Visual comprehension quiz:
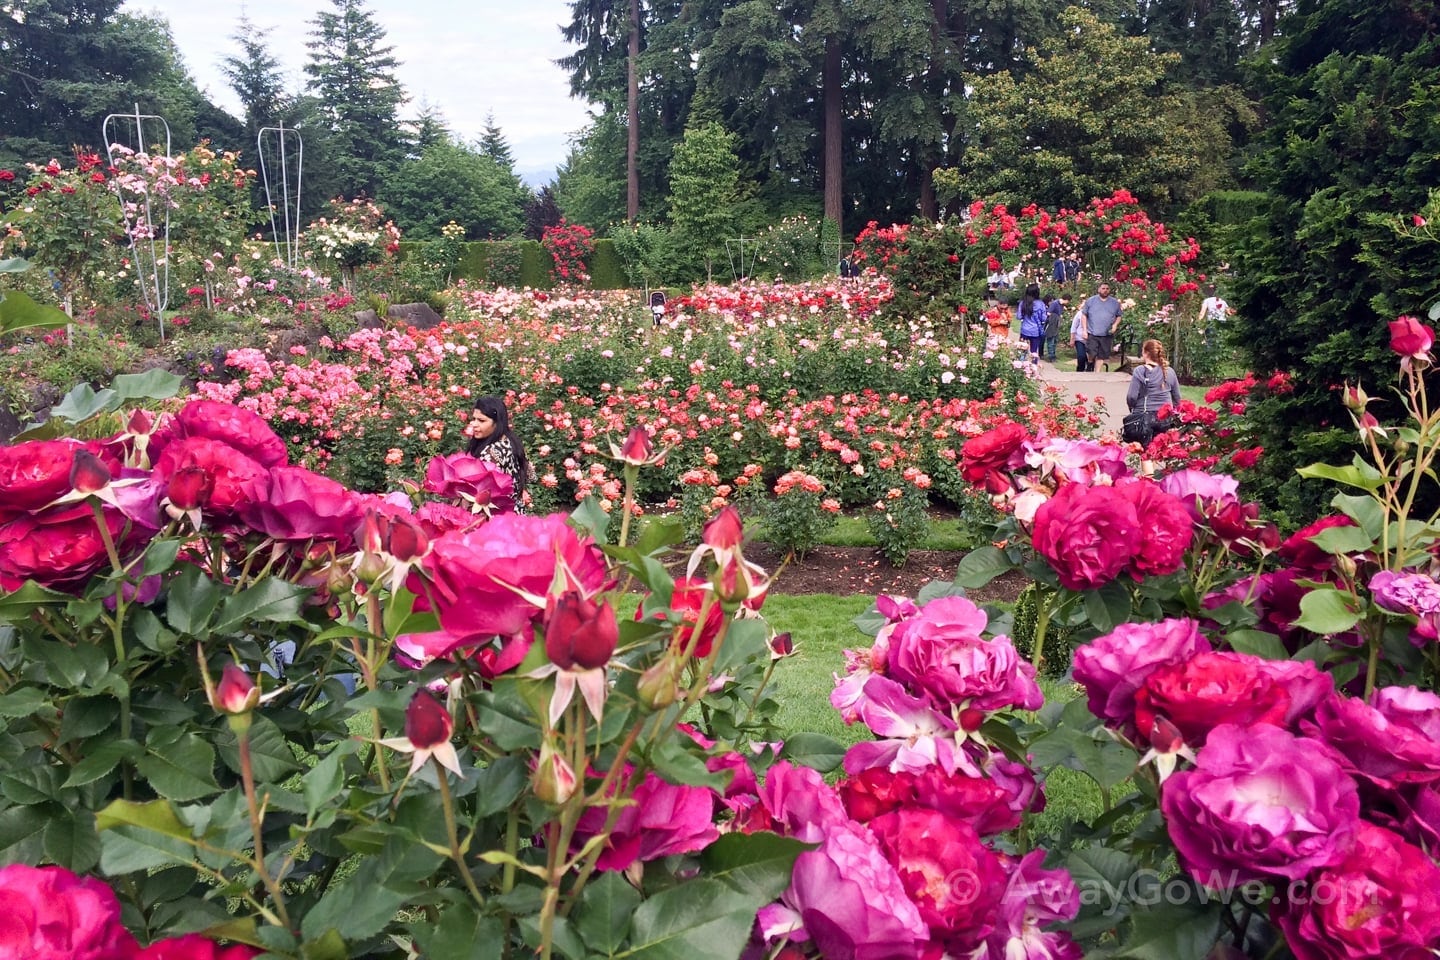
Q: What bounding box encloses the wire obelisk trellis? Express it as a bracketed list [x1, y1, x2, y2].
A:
[103, 105, 172, 340]
[258, 124, 304, 269]
[724, 236, 757, 283]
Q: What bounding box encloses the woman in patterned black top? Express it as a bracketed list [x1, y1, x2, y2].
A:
[466, 395, 532, 503]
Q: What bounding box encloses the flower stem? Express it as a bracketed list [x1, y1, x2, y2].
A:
[436, 765, 485, 906]
[237, 718, 292, 930]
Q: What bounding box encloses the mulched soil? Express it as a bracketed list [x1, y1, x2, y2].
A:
[742, 542, 1029, 603]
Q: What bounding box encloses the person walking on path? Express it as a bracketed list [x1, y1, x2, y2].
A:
[1081, 282, 1123, 372]
[1044, 294, 1065, 362]
[1069, 300, 1089, 372]
[1017, 284, 1047, 363]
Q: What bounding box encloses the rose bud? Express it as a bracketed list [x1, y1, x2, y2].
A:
[768, 631, 795, 659]
[127, 408, 156, 435]
[703, 506, 744, 551]
[1148, 715, 1186, 754]
[213, 664, 259, 715]
[636, 659, 679, 710]
[69, 449, 113, 495]
[405, 690, 453, 750]
[386, 515, 429, 562]
[532, 740, 577, 805]
[544, 591, 618, 671]
[167, 465, 214, 511]
[617, 425, 654, 466]
[959, 707, 986, 733]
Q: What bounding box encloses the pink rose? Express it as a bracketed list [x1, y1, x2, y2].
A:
[413, 501, 482, 538]
[239, 465, 363, 545]
[744, 761, 851, 843]
[1302, 691, 1440, 791]
[871, 808, 1007, 950]
[133, 935, 261, 960]
[1115, 479, 1194, 578]
[1072, 619, 1212, 733]
[886, 596, 1042, 712]
[573, 767, 719, 872]
[422, 452, 515, 511]
[1273, 822, 1440, 960]
[1162, 724, 1359, 883]
[840, 767, 1024, 835]
[0, 863, 139, 960]
[982, 850, 1081, 960]
[1031, 483, 1139, 591]
[1159, 469, 1239, 519]
[1372, 685, 1440, 740]
[152, 399, 288, 467]
[1388, 315, 1435, 360]
[417, 512, 609, 642]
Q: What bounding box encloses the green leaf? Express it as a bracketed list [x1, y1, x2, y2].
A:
[49, 382, 119, 423]
[0, 289, 70, 335]
[300, 929, 350, 960]
[136, 732, 220, 801]
[212, 578, 310, 634]
[1084, 580, 1133, 634]
[60, 695, 120, 742]
[712, 617, 767, 673]
[1118, 892, 1227, 960]
[1293, 586, 1362, 636]
[411, 906, 503, 960]
[852, 606, 887, 637]
[217, 715, 300, 783]
[63, 739, 139, 788]
[96, 799, 198, 874]
[699, 832, 808, 901]
[779, 732, 845, 773]
[21, 634, 109, 689]
[1224, 629, 1289, 661]
[953, 545, 1012, 589]
[620, 879, 762, 960]
[917, 579, 965, 603]
[131, 607, 178, 654]
[166, 565, 223, 635]
[1296, 460, 1385, 492]
[0, 687, 48, 718]
[0, 256, 32, 273]
[0, 581, 72, 622]
[570, 496, 610, 542]
[474, 754, 529, 818]
[111, 369, 184, 403]
[300, 858, 414, 943]
[0, 804, 50, 859]
[43, 808, 101, 872]
[304, 745, 351, 819]
[141, 539, 183, 576]
[1331, 494, 1384, 539]
[1067, 846, 1141, 919]
[576, 871, 641, 955]
[1307, 524, 1375, 555]
[651, 738, 728, 789]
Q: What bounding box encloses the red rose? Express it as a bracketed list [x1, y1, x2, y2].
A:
[960, 423, 1028, 494]
[1388, 315, 1435, 360]
[1031, 483, 1139, 591]
[1116, 480, 1194, 578]
[0, 439, 91, 521]
[135, 934, 261, 960]
[0, 503, 130, 593]
[1133, 651, 1292, 746]
[153, 437, 270, 520]
[1279, 514, 1355, 573]
[239, 465, 363, 546]
[544, 590, 619, 669]
[839, 767, 918, 822]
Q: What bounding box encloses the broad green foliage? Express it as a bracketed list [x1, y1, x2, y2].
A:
[669, 121, 742, 280]
[384, 140, 527, 240]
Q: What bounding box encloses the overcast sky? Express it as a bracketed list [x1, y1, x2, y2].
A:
[121, 0, 596, 184]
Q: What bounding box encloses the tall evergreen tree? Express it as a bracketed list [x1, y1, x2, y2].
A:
[479, 112, 516, 168]
[302, 0, 407, 198]
[221, 15, 289, 138]
[411, 101, 450, 154]
[1230, 0, 1440, 521]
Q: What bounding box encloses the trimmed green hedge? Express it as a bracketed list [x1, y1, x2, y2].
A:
[396, 239, 632, 290]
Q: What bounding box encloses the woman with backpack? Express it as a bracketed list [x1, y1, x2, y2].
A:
[1017, 283, 1048, 363]
[1124, 339, 1182, 452]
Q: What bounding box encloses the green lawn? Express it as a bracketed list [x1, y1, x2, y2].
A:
[744, 512, 981, 552]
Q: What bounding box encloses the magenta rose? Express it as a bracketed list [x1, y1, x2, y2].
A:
[134, 935, 261, 960]
[760, 824, 929, 960]
[1388, 315, 1435, 360]
[1273, 822, 1440, 960]
[1115, 479, 1194, 578]
[1162, 723, 1359, 884]
[1134, 651, 1323, 747]
[573, 768, 719, 872]
[886, 596, 1042, 712]
[1301, 691, 1440, 791]
[1369, 570, 1440, 617]
[871, 807, 1007, 950]
[0, 503, 132, 593]
[982, 850, 1081, 960]
[153, 436, 270, 520]
[0, 863, 139, 960]
[1031, 483, 1139, 591]
[422, 452, 515, 511]
[417, 512, 609, 642]
[1072, 618, 1212, 734]
[1373, 685, 1440, 740]
[239, 465, 363, 546]
[749, 761, 852, 843]
[414, 501, 482, 538]
[1159, 468, 1239, 519]
[158, 399, 288, 467]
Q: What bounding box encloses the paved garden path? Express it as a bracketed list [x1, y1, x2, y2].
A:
[1035, 360, 1134, 434]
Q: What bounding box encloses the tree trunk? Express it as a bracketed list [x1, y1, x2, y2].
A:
[822, 36, 843, 241]
[626, 0, 640, 222]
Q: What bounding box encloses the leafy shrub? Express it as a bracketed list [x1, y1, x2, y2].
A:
[760, 471, 838, 559]
[865, 482, 931, 567]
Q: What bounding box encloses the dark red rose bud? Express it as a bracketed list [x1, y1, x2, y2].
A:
[768, 631, 794, 658]
[386, 515, 429, 562]
[405, 690, 453, 750]
[1147, 715, 1186, 753]
[545, 590, 619, 670]
[959, 707, 987, 733]
[69, 449, 112, 494]
[127, 408, 155, 435]
[703, 506, 744, 551]
[167, 465, 213, 511]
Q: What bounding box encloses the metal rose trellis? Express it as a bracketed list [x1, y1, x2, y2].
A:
[257, 124, 304, 269]
[103, 105, 173, 339]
